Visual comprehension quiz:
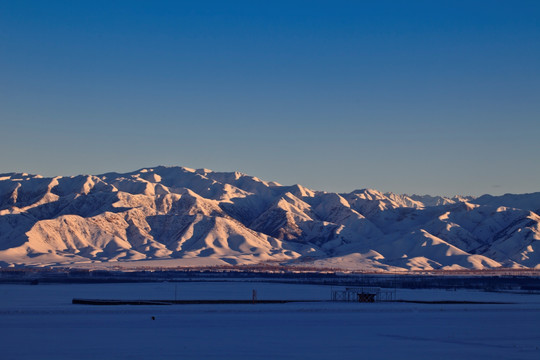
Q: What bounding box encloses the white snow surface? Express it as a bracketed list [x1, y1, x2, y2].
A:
[1, 166, 539, 270]
[0, 281, 539, 360]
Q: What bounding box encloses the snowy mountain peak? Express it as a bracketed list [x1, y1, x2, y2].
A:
[0, 166, 539, 271]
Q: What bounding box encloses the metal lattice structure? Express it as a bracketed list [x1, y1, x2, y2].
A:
[331, 287, 396, 302]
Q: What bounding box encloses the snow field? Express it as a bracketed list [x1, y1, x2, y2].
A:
[0, 281, 539, 359]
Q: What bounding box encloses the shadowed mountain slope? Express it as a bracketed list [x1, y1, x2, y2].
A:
[0, 167, 538, 270]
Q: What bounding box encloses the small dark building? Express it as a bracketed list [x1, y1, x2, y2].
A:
[357, 292, 376, 303]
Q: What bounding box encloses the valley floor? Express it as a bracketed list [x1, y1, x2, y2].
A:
[0, 281, 539, 359]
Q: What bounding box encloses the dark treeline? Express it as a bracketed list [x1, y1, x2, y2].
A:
[0, 267, 539, 291]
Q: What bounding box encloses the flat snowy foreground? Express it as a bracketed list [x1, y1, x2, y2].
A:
[1, 282, 539, 359]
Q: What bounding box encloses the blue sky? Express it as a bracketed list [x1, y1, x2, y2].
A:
[1, 1, 539, 196]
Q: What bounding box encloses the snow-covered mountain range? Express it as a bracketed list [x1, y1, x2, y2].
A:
[0, 166, 539, 270]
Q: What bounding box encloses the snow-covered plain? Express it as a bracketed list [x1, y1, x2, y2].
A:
[1, 281, 539, 359]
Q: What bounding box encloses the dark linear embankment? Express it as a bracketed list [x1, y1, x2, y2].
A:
[72, 299, 323, 305]
[72, 299, 514, 305]
[395, 300, 513, 304]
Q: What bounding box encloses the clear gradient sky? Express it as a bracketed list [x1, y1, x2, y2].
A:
[1, 1, 539, 196]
